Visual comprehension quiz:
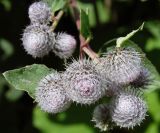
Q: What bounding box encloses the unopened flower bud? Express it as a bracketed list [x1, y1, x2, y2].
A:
[28, 1, 51, 24]
[35, 72, 71, 113]
[52, 32, 76, 59]
[64, 59, 106, 104]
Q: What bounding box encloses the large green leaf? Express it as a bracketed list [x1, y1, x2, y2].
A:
[80, 9, 92, 39]
[3, 64, 54, 99]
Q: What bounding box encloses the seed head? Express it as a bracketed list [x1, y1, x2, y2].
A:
[35, 72, 71, 113]
[52, 32, 76, 59]
[63, 59, 106, 104]
[130, 67, 152, 89]
[92, 104, 113, 131]
[28, 1, 51, 24]
[22, 23, 55, 58]
[110, 88, 147, 128]
[99, 47, 143, 85]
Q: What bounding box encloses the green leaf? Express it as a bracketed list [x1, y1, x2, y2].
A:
[80, 9, 92, 39]
[33, 107, 94, 133]
[0, 38, 14, 60]
[145, 38, 160, 52]
[77, 1, 96, 27]
[96, 0, 110, 24]
[3, 64, 54, 99]
[44, 0, 68, 13]
[145, 21, 160, 38]
[0, 0, 12, 11]
[145, 123, 159, 133]
[145, 91, 160, 123]
[116, 23, 144, 47]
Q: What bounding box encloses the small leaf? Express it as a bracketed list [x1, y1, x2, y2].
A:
[116, 23, 144, 47]
[80, 9, 92, 39]
[33, 107, 94, 133]
[44, 0, 68, 13]
[3, 64, 54, 99]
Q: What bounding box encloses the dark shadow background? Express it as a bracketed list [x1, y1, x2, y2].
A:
[0, 0, 160, 133]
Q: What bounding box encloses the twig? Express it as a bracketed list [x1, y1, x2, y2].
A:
[50, 10, 64, 32]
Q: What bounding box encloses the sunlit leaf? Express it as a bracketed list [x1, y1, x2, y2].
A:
[145, 91, 160, 123]
[33, 107, 94, 133]
[43, 0, 68, 13]
[145, 123, 159, 133]
[3, 64, 54, 99]
[145, 38, 160, 52]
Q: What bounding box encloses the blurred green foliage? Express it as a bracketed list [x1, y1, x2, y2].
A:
[0, 0, 11, 11]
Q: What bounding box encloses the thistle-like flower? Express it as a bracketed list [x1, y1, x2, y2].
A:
[63, 59, 107, 104]
[98, 47, 143, 85]
[130, 67, 152, 89]
[28, 1, 51, 24]
[110, 88, 147, 128]
[22, 23, 55, 58]
[35, 72, 71, 113]
[92, 104, 113, 131]
[52, 32, 77, 59]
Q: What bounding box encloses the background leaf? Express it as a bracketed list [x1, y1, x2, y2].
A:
[3, 64, 54, 99]
[0, 0, 12, 11]
[0, 38, 14, 61]
[145, 123, 159, 133]
[43, 0, 68, 13]
[33, 107, 94, 133]
[80, 9, 92, 39]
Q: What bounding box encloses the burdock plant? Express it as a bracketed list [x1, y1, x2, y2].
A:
[2, 0, 160, 132]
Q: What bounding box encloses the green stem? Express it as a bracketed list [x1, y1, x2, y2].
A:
[50, 10, 64, 32]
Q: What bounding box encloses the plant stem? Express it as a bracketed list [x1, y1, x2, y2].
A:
[69, 0, 99, 63]
[50, 10, 64, 32]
